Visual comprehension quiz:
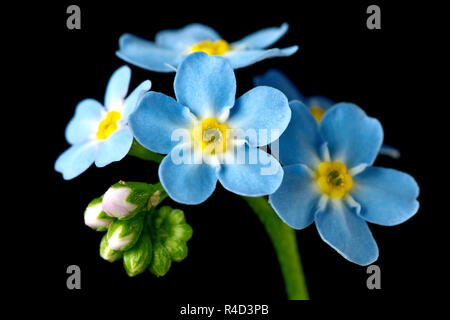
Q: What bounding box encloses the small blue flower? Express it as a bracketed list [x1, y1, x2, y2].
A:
[269, 101, 419, 265]
[254, 68, 401, 159]
[55, 66, 151, 180]
[129, 52, 291, 204]
[116, 23, 298, 73]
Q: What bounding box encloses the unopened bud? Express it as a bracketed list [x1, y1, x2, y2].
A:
[123, 231, 153, 277]
[84, 197, 115, 231]
[106, 213, 145, 251]
[100, 234, 122, 262]
[102, 182, 153, 220]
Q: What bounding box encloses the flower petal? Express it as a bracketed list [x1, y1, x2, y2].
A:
[174, 52, 236, 119]
[316, 200, 379, 266]
[276, 101, 323, 168]
[305, 95, 334, 110]
[155, 24, 221, 51]
[253, 69, 304, 101]
[116, 33, 182, 73]
[54, 141, 99, 180]
[217, 145, 283, 197]
[225, 46, 298, 69]
[95, 127, 134, 167]
[351, 167, 419, 226]
[65, 99, 104, 145]
[320, 103, 383, 168]
[159, 144, 218, 204]
[227, 86, 291, 147]
[104, 66, 131, 110]
[123, 80, 152, 120]
[129, 92, 193, 154]
[232, 23, 289, 49]
[269, 164, 320, 229]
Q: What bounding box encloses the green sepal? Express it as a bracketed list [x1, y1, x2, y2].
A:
[149, 242, 172, 277]
[123, 230, 153, 277]
[100, 234, 122, 262]
[106, 212, 145, 251]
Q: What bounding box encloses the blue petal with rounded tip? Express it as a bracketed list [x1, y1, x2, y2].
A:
[232, 23, 289, 49]
[123, 80, 152, 120]
[116, 33, 182, 73]
[155, 24, 221, 51]
[225, 46, 298, 69]
[269, 164, 320, 229]
[54, 141, 99, 180]
[95, 127, 134, 168]
[129, 92, 193, 154]
[218, 144, 283, 197]
[104, 66, 131, 110]
[315, 200, 379, 266]
[227, 86, 291, 147]
[276, 101, 323, 168]
[305, 95, 334, 110]
[352, 167, 419, 226]
[174, 53, 236, 119]
[253, 69, 303, 101]
[320, 103, 383, 168]
[159, 144, 218, 204]
[65, 99, 104, 145]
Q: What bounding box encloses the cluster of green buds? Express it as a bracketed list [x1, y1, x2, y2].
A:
[84, 181, 193, 277]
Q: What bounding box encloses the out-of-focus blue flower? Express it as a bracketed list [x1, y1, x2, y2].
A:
[55, 66, 151, 180]
[116, 23, 298, 73]
[269, 102, 419, 265]
[129, 53, 291, 204]
[254, 69, 401, 159]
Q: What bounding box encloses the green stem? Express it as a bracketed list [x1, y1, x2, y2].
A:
[128, 141, 309, 299]
[128, 139, 164, 163]
[243, 196, 309, 300]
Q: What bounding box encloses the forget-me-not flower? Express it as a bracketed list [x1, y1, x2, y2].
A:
[269, 101, 419, 265]
[129, 52, 291, 204]
[116, 23, 298, 72]
[254, 68, 401, 159]
[55, 66, 151, 180]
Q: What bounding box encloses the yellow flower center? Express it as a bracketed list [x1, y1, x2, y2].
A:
[192, 118, 229, 154]
[189, 39, 230, 56]
[96, 111, 121, 140]
[309, 105, 326, 123]
[316, 161, 353, 198]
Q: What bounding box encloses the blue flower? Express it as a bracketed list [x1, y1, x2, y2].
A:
[268, 101, 419, 265]
[129, 52, 291, 204]
[55, 66, 151, 180]
[116, 23, 298, 73]
[254, 69, 401, 159]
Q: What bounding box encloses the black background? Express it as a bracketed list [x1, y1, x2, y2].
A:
[18, 0, 441, 310]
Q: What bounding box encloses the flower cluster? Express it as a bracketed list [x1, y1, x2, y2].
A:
[56, 22, 419, 270]
[85, 181, 193, 277]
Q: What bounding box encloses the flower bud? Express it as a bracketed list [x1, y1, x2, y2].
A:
[102, 181, 153, 220]
[149, 242, 172, 277]
[84, 197, 115, 231]
[100, 234, 122, 262]
[123, 231, 153, 277]
[106, 213, 145, 251]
